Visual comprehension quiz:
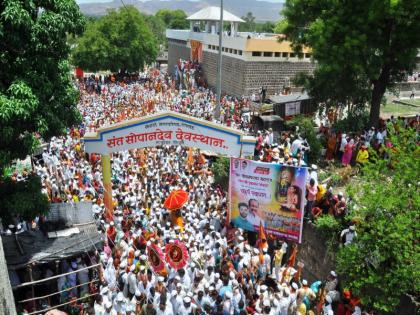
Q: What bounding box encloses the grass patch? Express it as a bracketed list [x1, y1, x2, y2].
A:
[402, 99, 420, 107]
[381, 102, 420, 116]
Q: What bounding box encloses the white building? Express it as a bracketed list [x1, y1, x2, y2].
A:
[167, 6, 315, 96]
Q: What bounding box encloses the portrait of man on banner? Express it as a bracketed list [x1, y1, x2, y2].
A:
[229, 158, 307, 243]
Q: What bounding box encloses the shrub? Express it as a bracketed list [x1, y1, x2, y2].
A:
[333, 109, 370, 133]
[211, 157, 230, 190]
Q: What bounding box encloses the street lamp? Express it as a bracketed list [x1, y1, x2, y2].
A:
[215, 0, 223, 121]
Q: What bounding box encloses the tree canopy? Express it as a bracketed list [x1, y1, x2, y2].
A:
[255, 21, 276, 34]
[156, 9, 189, 30]
[72, 6, 158, 73]
[238, 12, 256, 32]
[337, 126, 420, 312]
[144, 14, 166, 47]
[0, 0, 85, 222]
[280, 0, 420, 127]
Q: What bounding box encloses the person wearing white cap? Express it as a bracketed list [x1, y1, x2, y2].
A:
[309, 164, 318, 185]
[340, 224, 357, 245]
[297, 280, 316, 308]
[277, 287, 291, 315]
[129, 289, 142, 310]
[325, 270, 339, 292]
[177, 296, 196, 315]
[104, 300, 116, 315]
[94, 294, 105, 315]
[260, 247, 271, 279]
[251, 247, 261, 268]
[113, 291, 127, 314]
[177, 269, 191, 291]
[127, 265, 138, 298]
[262, 298, 275, 315]
[156, 294, 174, 315]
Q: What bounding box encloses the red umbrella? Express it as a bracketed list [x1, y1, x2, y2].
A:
[163, 189, 189, 211]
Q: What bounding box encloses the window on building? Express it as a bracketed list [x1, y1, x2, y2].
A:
[274, 52, 280, 57]
[208, 45, 211, 49]
[282, 52, 289, 58]
[233, 49, 237, 54]
[239, 50, 243, 55]
[305, 53, 312, 58]
[229, 49, 233, 53]
[298, 53, 304, 59]
[263, 52, 272, 57]
[252, 51, 262, 56]
[290, 53, 296, 58]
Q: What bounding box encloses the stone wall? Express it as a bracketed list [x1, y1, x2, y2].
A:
[243, 61, 316, 96]
[201, 50, 316, 97]
[296, 222, 336, 283]
[0, 235, 17, 315]
[167, 41, 315, 96]
[167, 39, 190, 75]
[201, 51, 247, 97]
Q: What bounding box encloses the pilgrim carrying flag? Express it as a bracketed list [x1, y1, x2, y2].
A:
[258, 222, 268, 251]
[257, 222, 268, 264]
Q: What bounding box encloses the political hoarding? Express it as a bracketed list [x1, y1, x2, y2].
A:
[229, 158, 307, 243]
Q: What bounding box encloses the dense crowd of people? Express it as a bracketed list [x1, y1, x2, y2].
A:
[4, 67, 394, 315]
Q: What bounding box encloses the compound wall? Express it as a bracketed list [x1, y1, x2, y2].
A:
[168, 41, 316, 97]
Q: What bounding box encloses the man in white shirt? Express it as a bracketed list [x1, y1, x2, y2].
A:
[94, 295, 105, 315]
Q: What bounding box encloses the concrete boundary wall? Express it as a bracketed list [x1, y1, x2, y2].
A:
[0, 235, 17, 315]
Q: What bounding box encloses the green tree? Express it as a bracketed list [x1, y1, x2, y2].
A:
[73, 6, 158, 72]
[336, 126, 420, 312]
[274, 19, 288, 34]
[144, 14, 166, 47]
[239, 12, 256, 32]
[0, 175, 49, 224]
[255, 21, 276, 34]
[211, 157, 230, 191]
[156, 9, 189, 30]
[280, 0, 420, 127]
[0, 0, 85, 222]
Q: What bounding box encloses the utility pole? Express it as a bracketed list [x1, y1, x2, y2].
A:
[215, 0, 223, 121]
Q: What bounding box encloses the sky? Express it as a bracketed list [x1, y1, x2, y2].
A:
[76, 0, 284, 3]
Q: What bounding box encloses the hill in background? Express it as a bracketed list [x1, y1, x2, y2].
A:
[78, 0, 284, 22]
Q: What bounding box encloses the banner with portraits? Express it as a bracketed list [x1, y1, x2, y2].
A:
[229, 158, 308, 243]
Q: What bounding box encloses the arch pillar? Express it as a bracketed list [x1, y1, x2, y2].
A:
[101, 154, 113, 221]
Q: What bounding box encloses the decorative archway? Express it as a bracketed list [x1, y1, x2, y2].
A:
[83, 111, 256, 219]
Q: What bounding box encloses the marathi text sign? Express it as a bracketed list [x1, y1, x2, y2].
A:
[229, 158, 307, 243]
[83, 112, 255, 157]
[285, 101, 301, 116]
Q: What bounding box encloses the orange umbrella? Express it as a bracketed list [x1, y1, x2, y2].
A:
[163, 189, 189, 211]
